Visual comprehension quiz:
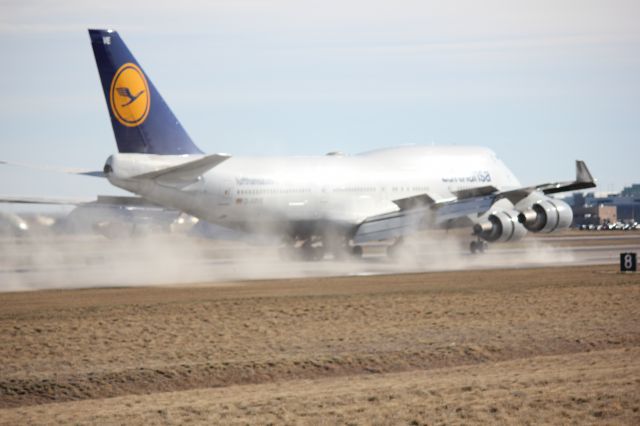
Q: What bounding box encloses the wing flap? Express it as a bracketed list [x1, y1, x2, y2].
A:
[353, 210, 423, 243]
[354, 195, 494, 244]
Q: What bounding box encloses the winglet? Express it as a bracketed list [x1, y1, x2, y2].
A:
[576, 160, 595, 184]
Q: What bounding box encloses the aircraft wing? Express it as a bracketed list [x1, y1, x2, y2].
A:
[499, 160, 596, 204]
[353, 160, 596, 244]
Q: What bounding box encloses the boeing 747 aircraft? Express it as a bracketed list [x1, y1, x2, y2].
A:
[2, 29, 597, 259]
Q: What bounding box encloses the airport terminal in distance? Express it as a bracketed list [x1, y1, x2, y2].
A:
[566, 183, 640, 230]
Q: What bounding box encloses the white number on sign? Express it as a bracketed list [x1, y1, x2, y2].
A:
[624, 254, 634, 270]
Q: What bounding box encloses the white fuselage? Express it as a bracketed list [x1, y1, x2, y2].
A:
[106, 146, 521, 237]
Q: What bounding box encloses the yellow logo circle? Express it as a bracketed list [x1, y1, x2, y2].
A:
[109, 63, 150, 127]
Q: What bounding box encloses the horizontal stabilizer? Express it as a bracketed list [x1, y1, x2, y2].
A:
[0, 160, 104, 178]
[133, 154, 231, 182]
[0, 194, 158, 208]
[0, 196, 94, 205]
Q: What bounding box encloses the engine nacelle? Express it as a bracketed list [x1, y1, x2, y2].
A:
[517, 198, 572, 233]
[473, 210, 527, 242]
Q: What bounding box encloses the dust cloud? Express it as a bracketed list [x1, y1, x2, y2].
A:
[373, 230, 576, 273]
[0, 225, 580, 292]
[0, 232, 280, 291]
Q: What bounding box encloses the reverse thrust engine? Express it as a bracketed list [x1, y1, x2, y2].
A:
[473, 210, 527, 242]
[517, 198, 572, 233]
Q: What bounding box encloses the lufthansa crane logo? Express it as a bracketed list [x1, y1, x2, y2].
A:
[109, 63, 150, 127]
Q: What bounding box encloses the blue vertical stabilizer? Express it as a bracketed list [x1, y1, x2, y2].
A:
[89, 29, 202, 155]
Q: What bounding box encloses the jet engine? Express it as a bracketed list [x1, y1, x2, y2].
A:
[517, 197, 572, 233]
[473, 210, 527, 242]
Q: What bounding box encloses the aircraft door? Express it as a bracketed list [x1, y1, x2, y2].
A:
[199, 175, 233, 208]
[214, 178, 234, 206]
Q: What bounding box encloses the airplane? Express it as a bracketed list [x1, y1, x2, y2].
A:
[1, 29, 597, 260]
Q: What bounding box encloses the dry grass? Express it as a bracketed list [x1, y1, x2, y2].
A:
[3, 348, 638, 425]
[0, 264, 639, 424]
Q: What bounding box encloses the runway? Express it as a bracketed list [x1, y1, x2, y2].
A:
[0, 231, 638, 291]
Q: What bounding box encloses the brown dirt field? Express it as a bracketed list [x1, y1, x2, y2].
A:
[1, 265, 639, 424]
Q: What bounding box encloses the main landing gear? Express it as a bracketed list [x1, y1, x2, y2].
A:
[278, 237, 365, 261]
[278, 239, 325, 261]
[469, 238, 488, 254]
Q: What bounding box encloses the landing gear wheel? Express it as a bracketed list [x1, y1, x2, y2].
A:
[351, 245, 363, 259]
[299, 240, 326, 261]
[470, 240, 488, 254]
[470, 241, 478, 254]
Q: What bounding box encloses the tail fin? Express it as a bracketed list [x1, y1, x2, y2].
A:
[89, 29, 202, 155]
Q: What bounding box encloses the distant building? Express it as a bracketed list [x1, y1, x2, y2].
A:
[565, 187, 640, 226]
[621, 184, 640, 197]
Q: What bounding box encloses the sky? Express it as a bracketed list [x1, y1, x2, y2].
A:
[0, 0, 639, 204]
